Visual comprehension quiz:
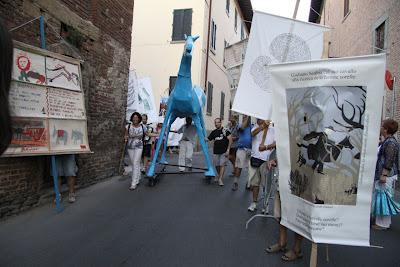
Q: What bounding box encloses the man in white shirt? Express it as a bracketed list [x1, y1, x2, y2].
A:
[248, 119, 276, 212]
[176, 117, 197, 172]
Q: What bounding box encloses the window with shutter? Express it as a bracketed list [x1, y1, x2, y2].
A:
[374, 21, 386, 54]
[172, 9, 192, 41]
[210, 20, 217, 51]
[344, 0, 350, 18]
[234, 9, 237, 32]
[220, 92, 225, 120]
[207, 82, 213, 115]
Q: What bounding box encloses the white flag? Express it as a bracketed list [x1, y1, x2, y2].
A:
[232, 11, 329, 119]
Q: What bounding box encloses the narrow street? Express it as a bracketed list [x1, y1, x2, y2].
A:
[0, 153, 399, 267]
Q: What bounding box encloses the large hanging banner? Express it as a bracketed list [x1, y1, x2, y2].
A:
[232, 11, 329, 119]
[126, 73, 158, 123]
[3, 41, 90, 157]
[270, 54, 386, 246]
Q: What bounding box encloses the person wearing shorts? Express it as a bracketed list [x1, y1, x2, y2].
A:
[248, 119, 275, 212]
[54, 154, 78, 203]
[232, 115, 251, 191]
[265, 152, 304, 262]
[208, 118, 232, 186]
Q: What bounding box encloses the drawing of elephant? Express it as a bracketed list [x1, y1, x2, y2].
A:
[52, 126, 68, 145]
[71, 129, 84, 144]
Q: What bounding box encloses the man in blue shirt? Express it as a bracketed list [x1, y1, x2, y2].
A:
[232, 115, 252, 191]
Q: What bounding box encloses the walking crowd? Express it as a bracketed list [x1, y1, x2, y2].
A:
[120, 111, 400, 262]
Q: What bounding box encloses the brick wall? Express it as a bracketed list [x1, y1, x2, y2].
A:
[0, 0, 134, 218]
[320, 0, 400, 123]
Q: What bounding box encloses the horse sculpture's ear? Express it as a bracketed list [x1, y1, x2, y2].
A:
[192, 35, 199, 42]
[184, 34, 187, 40]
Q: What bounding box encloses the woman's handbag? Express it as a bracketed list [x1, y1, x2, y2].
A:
[250, 156, 265, 168]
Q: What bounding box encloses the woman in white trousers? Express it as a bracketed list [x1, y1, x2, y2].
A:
[125, 112, 146, 190]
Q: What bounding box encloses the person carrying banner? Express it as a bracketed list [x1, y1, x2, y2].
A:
[54, 154, 78, 203]
[232, 115, 252, 191]
[372, 119, 400, 230]
[208, 118, 232, 186]
[247, 119, 275, 212]
[265, 151, 304, 261]
[227, 115, 239, 176]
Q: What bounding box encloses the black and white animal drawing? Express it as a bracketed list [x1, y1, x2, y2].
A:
[71, 129, 84, 144]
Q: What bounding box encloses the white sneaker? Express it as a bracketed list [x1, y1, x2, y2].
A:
[248, 202, 257, 212]
[68, 193, 76, 203]
[129, 184, 137, 190]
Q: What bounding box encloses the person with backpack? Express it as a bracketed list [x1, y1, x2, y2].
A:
[208, 118, 233, 186]
[124, 112, 155, 190]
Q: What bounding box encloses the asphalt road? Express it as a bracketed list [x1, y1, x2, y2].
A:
[0, 153, 399, 267]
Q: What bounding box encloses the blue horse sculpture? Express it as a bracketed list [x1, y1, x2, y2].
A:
[146, 35, 216, 178]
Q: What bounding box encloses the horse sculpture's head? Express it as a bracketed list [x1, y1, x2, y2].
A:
[184, 35, 199, 56]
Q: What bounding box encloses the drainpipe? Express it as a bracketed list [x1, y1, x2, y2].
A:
[204, 0, 212, 90]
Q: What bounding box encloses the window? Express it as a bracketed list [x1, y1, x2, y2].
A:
[223, 40, 229, 66]
[240, 22, 244, 40]
[344, 0, 350, 18]
[206, 82, 213, 115]
[211, 20, 217, 51]
[169, 76, 177, 95]
[374, 21, 386, 53]
[226, 0, 230, 15]
[234, 9, 238, 32]
[172, 9, 192, 41]
[60, 22, 84, 49]
[220, 92, 225, 119]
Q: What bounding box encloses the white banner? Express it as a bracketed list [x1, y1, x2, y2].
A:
[232, 11, 329, 119]
[270, 54, 386, 246]
[126, 73, 158, 123]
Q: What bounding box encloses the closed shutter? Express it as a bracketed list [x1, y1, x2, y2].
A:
[207, 82, 213, 115]
[220, 92, 225, 119]
[182, 9, 192, 37]
[172, 9, 192, 41]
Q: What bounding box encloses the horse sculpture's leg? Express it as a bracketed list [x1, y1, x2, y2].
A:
[193, 115, 216, 177]
[146, 109, 172, 177]
[159, 114, 176, 164]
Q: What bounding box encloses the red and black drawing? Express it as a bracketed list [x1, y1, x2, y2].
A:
[16, 54, 46, 84]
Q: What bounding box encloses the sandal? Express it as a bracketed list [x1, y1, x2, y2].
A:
[265, 243, 286, 253]
[281, 250, 303, 261]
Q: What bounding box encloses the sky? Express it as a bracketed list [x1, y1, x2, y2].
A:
[251, 0, 312, 22]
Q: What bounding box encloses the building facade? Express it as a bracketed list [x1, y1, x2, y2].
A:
[0, 0, 133, 218]
[131, 0, 252, 129]
[310, 0, 400, 122]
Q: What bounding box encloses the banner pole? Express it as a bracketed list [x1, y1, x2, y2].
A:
[310, 242, 318, 267]
[40, 15, 62, 213]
